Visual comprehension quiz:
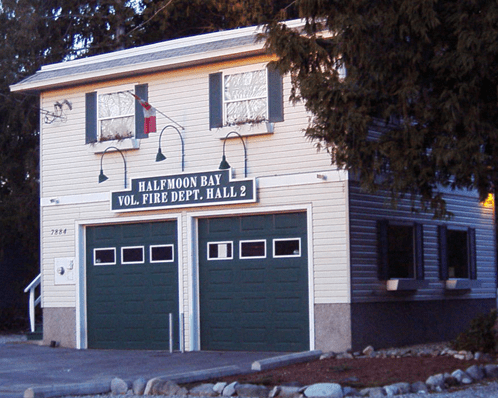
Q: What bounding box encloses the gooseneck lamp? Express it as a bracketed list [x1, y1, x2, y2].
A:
[98, 146, 127, 188]
[219, 131, 247, 177]
[156, 125, 185, 171]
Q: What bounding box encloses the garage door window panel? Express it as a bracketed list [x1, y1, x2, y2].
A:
[121, 246, 145, 264]
[273, 238, 301, 258]
[208, 241, 233, 260]
[240, 240, 266, 259]
[94, 248, 116, 266]
[150, 244, 174, 263]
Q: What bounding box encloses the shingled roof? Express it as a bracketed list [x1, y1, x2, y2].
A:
[11, 20, 305, 93]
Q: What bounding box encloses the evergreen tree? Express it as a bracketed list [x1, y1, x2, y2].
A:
[265, 0, 498, 215]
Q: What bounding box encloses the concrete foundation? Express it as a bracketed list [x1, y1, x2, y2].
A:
[43, 307, 76, 348]
[314, 303, 352, 352]
[351, 298, 496, 350]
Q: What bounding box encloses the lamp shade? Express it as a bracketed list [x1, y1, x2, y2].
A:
[98, 169, 108, 183]
[156, 148, 166, 162]
[219, 155, 230, 170]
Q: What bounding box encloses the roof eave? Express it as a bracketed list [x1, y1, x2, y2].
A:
[10, 44, 267, 93]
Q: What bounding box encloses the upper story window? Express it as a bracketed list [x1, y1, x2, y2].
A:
[209, 64, 283, 130]
[377, 220, 424, 280]
[438, 226, 477, 280]
[85, 83, 149, 144]
[224, 69, 267, 126]
[98, 89, 135, 141]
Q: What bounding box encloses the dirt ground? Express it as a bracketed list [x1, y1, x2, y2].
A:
[219, 356, 491, 389]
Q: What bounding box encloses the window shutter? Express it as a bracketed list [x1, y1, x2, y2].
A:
[209, 72, 223, 129]
[85, 92, 97, 144]
[468, 227, 477, 280]
[267, 67, 284, 123]
[135, 84, 148, 139]
[438, 225, 448, 280]
[377, 219, 389, 280]
[414, 223, 424, 280]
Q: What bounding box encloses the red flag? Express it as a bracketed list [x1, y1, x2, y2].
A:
[131, 93, 157, 134]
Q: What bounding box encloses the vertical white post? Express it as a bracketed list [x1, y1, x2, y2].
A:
[29, 289, 35, 333]
[169, 313, 173, 353]
[180, 313, 184, 353]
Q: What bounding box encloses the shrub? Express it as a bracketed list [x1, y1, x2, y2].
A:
[451, 309, 497, 354]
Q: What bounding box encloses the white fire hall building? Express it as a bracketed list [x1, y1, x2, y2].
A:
[11, 21, 496, 352]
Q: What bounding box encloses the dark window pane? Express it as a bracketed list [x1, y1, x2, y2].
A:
[151, 245, 173, 262]
[274, 239, 300, 257]
[208, 242, 232, 260]
[387, 225, 414, 279]
[240, 241, 266, 258]
[447, 230, 468, 278]
[94, 248, 115, 265]
[122, 247, 144, 263]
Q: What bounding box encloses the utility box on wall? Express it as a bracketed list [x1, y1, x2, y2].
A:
[54, 257, 75, 285]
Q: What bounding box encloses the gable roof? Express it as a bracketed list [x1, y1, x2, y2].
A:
[10, 20, 304, 93]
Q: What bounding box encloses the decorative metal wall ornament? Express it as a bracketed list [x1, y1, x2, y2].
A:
[43, 99, 72, 124]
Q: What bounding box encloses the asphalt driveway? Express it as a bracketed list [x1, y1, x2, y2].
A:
[0, 340, 281, 398]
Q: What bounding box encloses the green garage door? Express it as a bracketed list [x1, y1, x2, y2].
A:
[199, 212, 309, 352]
[86, 221, 178, 350]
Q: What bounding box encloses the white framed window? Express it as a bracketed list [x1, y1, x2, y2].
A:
[239, 240, 266, 259]
[121, 246, 145, 264]
[209, 64, 283, 133]
[94, 248, 116, 266]
[150, 244, 174, 263]
[97, 85, 135, 142]
[273, 238, 301, 258]
[223, 64, 268, 126]
[208, 241, 233, 260]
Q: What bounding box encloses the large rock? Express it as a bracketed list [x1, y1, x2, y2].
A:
[426, 374, 445, 391]
[132, 377, 147, 395]
[236, 384, 270, 398]
[303, 383, 343, 398]
[466, 365, 485, 381]
[484, 364, 498, 378]
[451, 369, 473, 385]
[189, 383, 218, 397]
[359, 387, 385, 397]
[270, 386, 302, 398]
[111, 378, 128, 395]
[222, 381, 238, 397]
[410, 381, 428, 394]
[362, 346, 375, 356]
[386, 382, 410, 395]
[342, 387, 361, 397]
[214, 382, 228, 394]
[145, 379, 187, 396]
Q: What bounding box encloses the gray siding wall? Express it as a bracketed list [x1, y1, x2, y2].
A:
[348, 181, 496, 303]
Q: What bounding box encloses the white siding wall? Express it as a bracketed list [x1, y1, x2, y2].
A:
[39, 55, 350, 350]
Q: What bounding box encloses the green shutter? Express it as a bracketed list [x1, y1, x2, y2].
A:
[468, 227, 477, 280]
[438, 225, 448, 280]
[268, 67, 284, 123]
[135, 84, 148, 139]
[85, 92, 97, 144]
[209, 73, 223, 129]
[414, 223, 424, 280]
[377, 219, 389, 280]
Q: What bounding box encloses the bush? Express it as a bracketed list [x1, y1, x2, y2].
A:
[451, 309, 498, 354]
